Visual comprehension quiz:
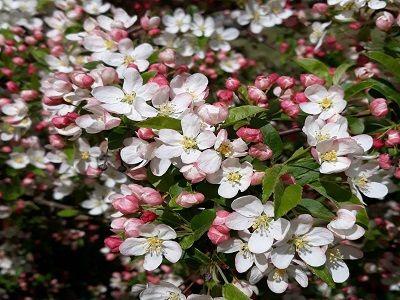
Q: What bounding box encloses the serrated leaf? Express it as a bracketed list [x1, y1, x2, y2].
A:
[57, 209, 79, 218]
[309, 265, 335, 288]
[366, 51, 400, 80]
[191, 209, 216, 240]
[136, 116, 181, 131]
[274, 184, 302, 218]
[287, 157, 320, 185]
[299, 199, 335, 221]
[333, 62, 354, 85]
[223, 105, 266, 127]
[296, 58, 330, 82]
[348, 117, 365, 134]
[262, 164, 287, 202]
[223, 284, 250, 300]
[260, 124, 283, 159]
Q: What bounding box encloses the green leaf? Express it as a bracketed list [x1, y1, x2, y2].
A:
[147, 169, 177, 192]
[136, 116, 181, 131]
[222, 284, 250, 300]
[284, 147, 310, 164]
[191, 209, 216, 240]
[57, 209, 79, 218]
[83, 61, 102, 70]
[141, 71, 157, 83]
[262, 164, 287, 202]
[180, 235, 195, 250]
[366, 51, 400, 80]
[309, 265, 335, 288]
[295, 58, 330, 82]
[274, 184, 302, 218]
[223, 105, 266, 127]
[287, 157, 320, 185]
[333, 62, 354, 85]
[31, 49, 49, 65]
[107, 127, 129, 150]
[347, 117, 365, 134]
[260, 124, 283, 159]
[64, 147, 75, 164]
[366, 79, 400, 106]
[299, 199, 335, 221]
[344, 81, 375, 98]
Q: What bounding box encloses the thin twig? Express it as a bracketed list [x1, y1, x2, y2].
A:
[279, 128, 301, 136]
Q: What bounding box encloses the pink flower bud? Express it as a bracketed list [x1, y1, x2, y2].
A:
[196, 103, 228, 125]
[276, 76, 295, 89]
[300, 74, 325, 87]
[21, 90, 39, 101]
[1, 68, 13, 77]
[124, 218, 144, 237]
[159, 48, 176, 66]
[376, 12, 394, 32]
[50, 45, 64, 57]
[43, 96, 64, 106]
[212, 210, 231, 234]
[140, 210, 158, 223]
[312, 3, 328, 13]
[101, 67, 119, 85]
[104, 236, 122, 252]
[386, 130, 400, 147]
[394, 167, 400, 179]
[378, 153, 392, 170]
[225, 77, 241, 91]
[255, 74, 278, 90]
[148, 74, 169, 86]
[70, 72, 95, 89]
[110, 29, 128, 42]
[373, 138, 385, 149]
[112, 195, 140, 214]
[148, 28, 160, 36]
[216, 90, 234, 104]
[175, 191, 205, 208]
[136, 128, 155, 140]
[280, 174, 296, 185]
[12, 57, 25, 66]
[250, 171, 265, 186]
[110, 217, 127, 233]
[6, 81, 19, 93]
[293, 92, 308, 104]
[86, 166, 102, 177]
[126, 167, 147, 180]
[49, 134, 64, 149]
[207, 227, 229, 245]
[249, 143, 273, 161]
[281, 100, 300, 118]
[279, 42, 289, 53]
[0, 98, 11, 107]
[236, 127, 263, 143]
[141, 188, 163, 205]
[51, 116, 71, 129]
[370, 98, 389, 118]
[248, 86, 267, 103]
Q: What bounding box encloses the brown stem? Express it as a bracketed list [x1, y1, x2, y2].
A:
[279, 128, 301, 136]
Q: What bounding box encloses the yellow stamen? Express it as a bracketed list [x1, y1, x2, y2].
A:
[321, 150, 337, 162]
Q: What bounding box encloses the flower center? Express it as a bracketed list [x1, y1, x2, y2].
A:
[291, 236, 308, 251]
[145, 237, 163, 255]
[121, 92, 136, 104]
[123, 55, 134, 65]
[239, 243, 250, 255]
[15, 156, 25, 164]
[81, 151, 90, 160]
[272, 269, 286, 280]
[355, 175, 369, 189]
[328, 248, 344, 263]
[181, 136, 197, 150]
[252, 214, 272, 231]
[321, 150, 337, 162]
[104, 40, 115, 50]
[226, 171, 241, 184]
[217, 142, 232, 157]
[167, 292, 181, 300]
[316, 132, 330, 142]
[319, 97, 332, 109]
[158, 103, 174, 116]
[3, 124, 15, 134]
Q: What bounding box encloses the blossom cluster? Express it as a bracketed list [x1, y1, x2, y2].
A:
[1, 0, 400, 299]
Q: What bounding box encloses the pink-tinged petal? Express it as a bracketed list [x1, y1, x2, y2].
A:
[271, 218, 290, 240]
[197, 150, 222, 174]
[304, 84, 327, 102]
[267, 269, 289, 294]
[206, 169, 223, 184]
[271, 243, 295, 269]
[235, 252, 254, 273]
[143, 252, 163, 271]
[197, 131, 216, 149]
[158, 129, 182, 144]
[305, 227, 334, 246]
[248, 229, 274, 253]
[299, 102, 322, 115]
[181, 149, 201, 164]
[225, 213, 253, 230]
[133, 43, 153, 59]
[162, 241, 182, 263]
[329, 209, 356, 230]
[154, 144, 182, 159]
[328, 259, 349, 283]
[298, 246, 326, 267]
[119, 238, 146, 255]
[328, 224, 365, 240]
[182, 114, 201, 138]
[122, 68, 142, 93]
[92, 86, 124, 103]
[186, 73, 208, 94]
[231, 196, 263, 217]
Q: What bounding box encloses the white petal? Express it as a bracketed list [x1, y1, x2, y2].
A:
[271, 218, 290, 241]
[267, 269, 289, 294]
[225, 213, 254, 230]
[298, 246, 326, 267]
[235, 252, 254, 273]
[360, 182, 388, 199]
[119, 238, 146, 255]
[328, 259, 349, 283]
[143, 252, 163, 271]
[248, 229, 274, 253]
[162, 241, 182, 263]
[305, 227, 334, 246]
[271, 243, 295, 269]
[231, 195, 263, 217]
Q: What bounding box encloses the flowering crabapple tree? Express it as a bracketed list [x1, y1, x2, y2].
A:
[1, 0, 400, 299]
